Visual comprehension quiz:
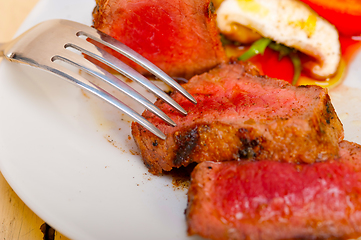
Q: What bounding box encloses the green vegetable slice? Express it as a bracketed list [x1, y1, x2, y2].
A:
[268, 42, 291, 60]
[269, 42, 302, 85]
[290, 53, 302, 86]
[238, 38, 302, 85]
[238, 38, 272, 61]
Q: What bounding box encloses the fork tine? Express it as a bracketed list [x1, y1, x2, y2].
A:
[66, 37, 187, 115]
[75, 27, 197, 105]
[48, 62, 167, 140]
[52, 50, 177, 127]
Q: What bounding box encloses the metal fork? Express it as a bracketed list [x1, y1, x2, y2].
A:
[0, 19, 196, 140]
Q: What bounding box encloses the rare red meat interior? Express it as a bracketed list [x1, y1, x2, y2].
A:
[186, 141, 361, 240]
[92, 0, 226, 78]
[132, 62, 344, 174]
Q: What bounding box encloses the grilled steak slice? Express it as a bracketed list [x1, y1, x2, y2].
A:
[92, 0, 226, 78]
[186, 141, 361, 240]
[132, 62, 343, 174]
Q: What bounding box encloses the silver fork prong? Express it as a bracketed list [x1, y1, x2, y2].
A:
[52, 50, 177, 127]
[76, 29, 197, 105]
[1, 19, 199, 139]
[48, 62, 167, 140]
[66, 38, 187, 116]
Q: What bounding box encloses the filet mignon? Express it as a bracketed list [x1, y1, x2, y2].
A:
[186, 141, 361, 240]
[92, 0, 226, 78]
[132, 62, 344, 174]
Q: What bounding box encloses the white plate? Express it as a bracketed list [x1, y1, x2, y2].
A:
[0, 1, 360, 240]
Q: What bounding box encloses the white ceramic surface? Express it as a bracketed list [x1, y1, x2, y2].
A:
[0, 1, 360, 240]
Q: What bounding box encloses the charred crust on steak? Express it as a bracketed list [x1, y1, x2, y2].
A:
[325, 100, 334, 124]
[237, 128, 265, 159]
[326, 101, 332, 114]
[174, 127, 200, 166]
[208, 1, 216, 15]
[322, 95, 341, 130]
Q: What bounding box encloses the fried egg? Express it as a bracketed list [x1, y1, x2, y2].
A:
[216, 0, 341, 79]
